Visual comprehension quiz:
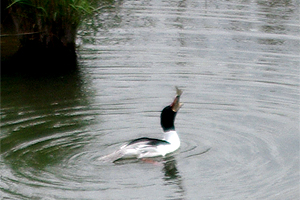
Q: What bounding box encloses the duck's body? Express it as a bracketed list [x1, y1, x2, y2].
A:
[99, 87, 183, 162]
[119, 130, 180, 158]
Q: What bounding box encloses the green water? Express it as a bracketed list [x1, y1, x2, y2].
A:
[1, 0, 299, 199]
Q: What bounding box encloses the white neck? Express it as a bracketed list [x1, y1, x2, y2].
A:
[163, 130, 180, 145]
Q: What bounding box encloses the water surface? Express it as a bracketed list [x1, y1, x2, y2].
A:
[1, 0, 299, 199]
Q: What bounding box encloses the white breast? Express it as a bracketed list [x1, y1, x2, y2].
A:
[161, 130, 181, 155]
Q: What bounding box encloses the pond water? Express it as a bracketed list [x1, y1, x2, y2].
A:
[1, 0, 299, 199]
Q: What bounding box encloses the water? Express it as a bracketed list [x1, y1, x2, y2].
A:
[1, 0, 299, 199]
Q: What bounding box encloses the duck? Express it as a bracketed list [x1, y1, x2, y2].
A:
[98, 87, 183, 162]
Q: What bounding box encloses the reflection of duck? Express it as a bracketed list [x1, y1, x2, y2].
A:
[162, 157, 186, 199]
[99, 87, 183, 162]
[163, 157, 181, 180]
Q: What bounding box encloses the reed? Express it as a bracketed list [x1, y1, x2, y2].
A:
[4, 0, 97, 73]
[8, 0, 95, 44]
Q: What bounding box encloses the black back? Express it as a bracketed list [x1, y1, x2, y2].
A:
[127, 137, 170, 146]
[160, 105, 177, 132]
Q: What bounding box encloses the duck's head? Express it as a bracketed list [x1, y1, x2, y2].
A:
[160, 87, 183, 132]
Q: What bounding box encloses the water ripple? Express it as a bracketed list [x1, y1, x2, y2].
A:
[1, 0, 299, 199]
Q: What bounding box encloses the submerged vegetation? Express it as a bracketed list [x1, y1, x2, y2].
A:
[2, 0, 98, 74]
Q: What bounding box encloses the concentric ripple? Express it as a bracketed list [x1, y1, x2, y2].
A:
[1, 0, 299, 199]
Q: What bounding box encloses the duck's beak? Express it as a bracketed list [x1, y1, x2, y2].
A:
[171, 87, 183, 112]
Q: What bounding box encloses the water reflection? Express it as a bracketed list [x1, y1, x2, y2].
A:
[1, 70, 94, 170]
[1, 0, 299, 199]
[258, 0, 296, 34]
[162, 156, 185, 199]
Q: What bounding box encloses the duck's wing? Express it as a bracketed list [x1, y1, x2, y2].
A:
[98, 138, 170, 162]
[127, 137, 170, 146]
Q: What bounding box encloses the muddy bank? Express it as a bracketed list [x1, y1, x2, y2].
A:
[1, 0, 85, 75]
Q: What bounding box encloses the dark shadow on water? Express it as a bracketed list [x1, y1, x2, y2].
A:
[0, 69, 93, 170]
[1, 39, 79, 77]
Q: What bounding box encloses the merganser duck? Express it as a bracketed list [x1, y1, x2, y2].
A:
[99, 87, 183, 162]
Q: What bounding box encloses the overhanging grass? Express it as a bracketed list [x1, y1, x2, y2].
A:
[3, 0, 100, 73]
[7, 0, 97, 44]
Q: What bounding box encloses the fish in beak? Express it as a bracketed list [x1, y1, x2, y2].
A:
[171, 86, 183, 112]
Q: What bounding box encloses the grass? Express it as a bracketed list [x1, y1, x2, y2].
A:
[3, 0, 99, 73]
[7, 0, 95, 22]
[7, 0, 96, 42]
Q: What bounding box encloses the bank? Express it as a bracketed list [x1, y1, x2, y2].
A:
[1, 0, 97, 75]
